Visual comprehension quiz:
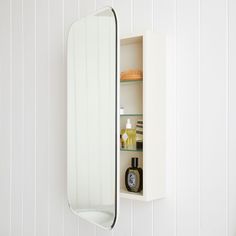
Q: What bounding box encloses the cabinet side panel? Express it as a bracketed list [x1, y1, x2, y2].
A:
[143, 32, 166, 200]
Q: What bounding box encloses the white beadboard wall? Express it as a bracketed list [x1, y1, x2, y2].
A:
[0, 0, 236, 235]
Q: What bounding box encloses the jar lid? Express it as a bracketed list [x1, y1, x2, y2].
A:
[131, 157, 138, 168]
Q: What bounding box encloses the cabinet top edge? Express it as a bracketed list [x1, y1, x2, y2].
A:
[120, 31, 165, 45]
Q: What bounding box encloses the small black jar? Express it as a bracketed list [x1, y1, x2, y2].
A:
[125, 157, 143, 193]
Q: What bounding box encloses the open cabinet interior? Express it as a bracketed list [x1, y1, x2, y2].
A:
[120, 36, 145, 200]
[119, 32, 166, 201]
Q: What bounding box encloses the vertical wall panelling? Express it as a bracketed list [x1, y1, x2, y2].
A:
[79, 219, 96, 236]
[1, 0, 236, 235]
[113, 199, 132, 236]
[133, 201, 153, 236]
[96, 225, 113, 236]
[48, 0, 64, 235]
[113, 0, 132, 37]
[77, 2, 80, 235]
[79, 0, 95, 17]
[64, 0, 79, 235]
[94, 3, 114, 236]
[133, 0, 152, 33]
[132, 2, 153, 235]
[112, 1, 133, 236]
[62, 0, 65, 232]
[96, 0, 113, 9]
[0, 1, 11, 235]
[77, 0, 95, 235]
[12, 0, 24, 235]
[176, 0, 199, 235]
[200, 0, 227, 235]
[229, 0, 236, 235]
[36, 0, 49, 235]
[153, 0, 177, 235]
[96, 227, 113, 236]
[23, 0, 36, 234]
[152, 0, 157, 32]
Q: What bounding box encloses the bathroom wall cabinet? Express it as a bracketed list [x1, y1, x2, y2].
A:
[67, 7, 165, 228]
[120, 31, 166, 201]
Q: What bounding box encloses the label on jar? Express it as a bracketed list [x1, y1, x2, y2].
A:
[122, 132, 128, 142]
[128, 173, 136, 188]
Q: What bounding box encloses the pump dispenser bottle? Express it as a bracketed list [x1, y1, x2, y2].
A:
[121, 119, 136, 149]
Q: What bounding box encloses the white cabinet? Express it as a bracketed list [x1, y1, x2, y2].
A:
[119, 31, 166, 201]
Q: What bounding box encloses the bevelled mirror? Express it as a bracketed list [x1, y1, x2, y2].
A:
[67, 7, 119, 229]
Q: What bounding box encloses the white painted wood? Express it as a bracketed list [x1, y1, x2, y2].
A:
[229, 1, 236, 235]
[96, 225, 113, 236]
[96, 0, 112, 10]
[11, 0, 23, 235]
[120, 190, 144, 201]
[35, 0, 50, 235]
[79, 0, 95, 17]
[133, 0, 152, 33]
[153, 0, 177, 235]
[48, 0, 65, 235]
[0, 0, 235, 235]
[133, 201, 153, 236]
[0, 1, 11, 235]
[112, 1, 134, 236]
[23, 0, 36, 235]
[200, 0, 227, 235]
[176, 0, 199, 235]
[120, 32, 166, 202]
[113, 199, 132, 236]
[64, 0, 79, 235]
[152, 0, 157, 32]
[113, 0, 131, 36]
[143, 31, 166, 201]
[79, 218, 96, 236]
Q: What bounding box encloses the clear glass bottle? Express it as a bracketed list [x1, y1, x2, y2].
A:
[121, 119, 136, 149]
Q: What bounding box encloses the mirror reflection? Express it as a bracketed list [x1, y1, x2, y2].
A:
[67, 7, 118, 229]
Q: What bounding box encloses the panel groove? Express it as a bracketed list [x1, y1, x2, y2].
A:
[1, 0, 235, 235]
[131, 201, 133, 236]
[47, 0, 50, 235]
[228, 1, 236, 235]
[175, 0, 178, 235]
[198, 0, 201, 235]
[34, 0, 37, 235]
[225, 0, 229, 235]
[200, 0, 227, 235]
[62, 0, 65, 235]
[77, 1, 80, 235]
[21, 0, 25, 235]
[130, 0, 133, 33]
[77, 0, 80, 18]
[10, 0, 13, 234]
[151, 201, 154, 236]
[151, 0, 154, 31]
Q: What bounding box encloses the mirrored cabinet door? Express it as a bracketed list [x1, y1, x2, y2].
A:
[67, 7, 119, 229]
